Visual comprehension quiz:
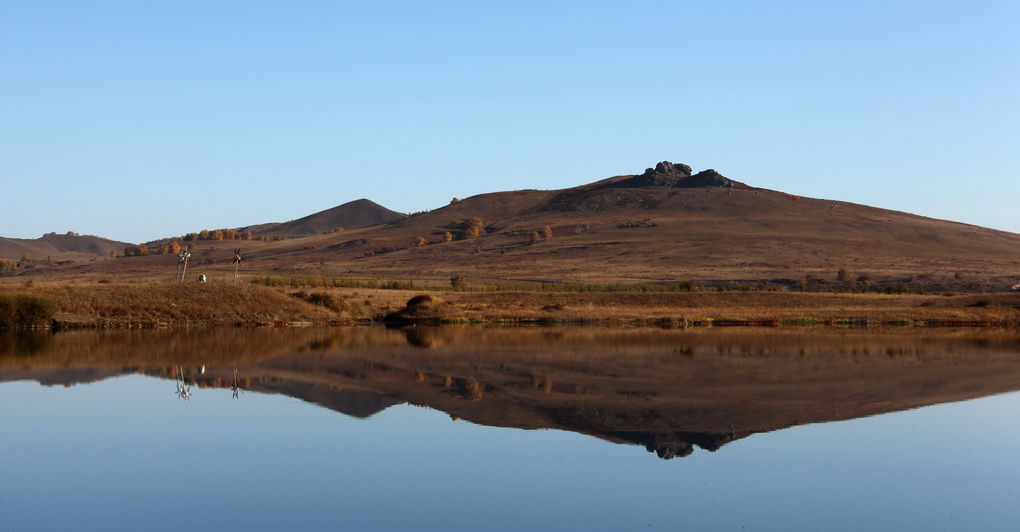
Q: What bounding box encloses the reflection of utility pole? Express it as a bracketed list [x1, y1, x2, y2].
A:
[175, 365, 191, 399]
[231, 367, 242, 398]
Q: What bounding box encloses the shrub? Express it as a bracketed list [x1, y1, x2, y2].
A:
[619, 219, 657, 228]
[0, 258, 16, 272]
[0, 294, 56, 329]
[443, 232, 454, 243]
[292, 291, 352, 314]
[463, 225, 481, 240]
[413, 236, 427, 247]
[542, 225, 553, 239]
[450, 276, 468, 290]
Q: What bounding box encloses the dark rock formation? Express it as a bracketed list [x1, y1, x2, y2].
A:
[680, 169, 746, 189]
[607, 161, 749, 190]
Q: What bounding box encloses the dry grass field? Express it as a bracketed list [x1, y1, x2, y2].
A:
[2, 279, 1019, 328]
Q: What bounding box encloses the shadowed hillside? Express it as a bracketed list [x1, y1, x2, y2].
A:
[241, 198, 404, 237]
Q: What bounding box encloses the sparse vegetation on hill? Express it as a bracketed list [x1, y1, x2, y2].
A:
[4, 161, 1019, 296]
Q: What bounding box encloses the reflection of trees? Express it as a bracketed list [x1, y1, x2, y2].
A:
[0, 331, 56, 358]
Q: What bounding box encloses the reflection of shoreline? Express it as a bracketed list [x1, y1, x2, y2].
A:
[4, 326, 1020, 459]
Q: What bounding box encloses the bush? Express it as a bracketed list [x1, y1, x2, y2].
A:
[292, 291, 352, 314]
[0, 294, 57, 329]
[0, 258, 16, 272]
[123, 244, 149, 257]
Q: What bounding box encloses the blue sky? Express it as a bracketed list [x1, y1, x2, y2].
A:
[2, 1, 1017, 243]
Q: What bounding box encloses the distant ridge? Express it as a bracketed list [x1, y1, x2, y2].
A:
[243, 199, 405, 237]
[0, 233, 131, 262]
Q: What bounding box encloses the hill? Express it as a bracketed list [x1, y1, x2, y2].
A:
[240, 198, 404, 237]
[228, 160, 1019, 291]
[8, 161, 1020, 292]
[0, 232, 131, 263]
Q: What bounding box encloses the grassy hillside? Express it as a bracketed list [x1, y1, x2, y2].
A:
[5, 162, 1020, 292]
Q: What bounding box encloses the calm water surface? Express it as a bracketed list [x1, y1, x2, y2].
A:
[1, 326, 1019, 531]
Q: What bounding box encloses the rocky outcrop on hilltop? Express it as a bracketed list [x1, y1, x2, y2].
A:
[543, 161, 751, 212]
[611, 161, 750, 189]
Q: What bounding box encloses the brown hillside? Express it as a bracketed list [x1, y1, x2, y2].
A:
[0, 233, 130, 262]
[8, 161, 1020, 291]
[226, 161, 1020, 290]
[242, 198, 404, 237]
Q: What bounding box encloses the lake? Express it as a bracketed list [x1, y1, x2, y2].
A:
[2, 326, 1020, 531]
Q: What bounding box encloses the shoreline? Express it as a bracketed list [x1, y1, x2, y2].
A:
[2, 280, 1019, 330]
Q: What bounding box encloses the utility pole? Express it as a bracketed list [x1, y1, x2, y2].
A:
[178, 251, 191, 283]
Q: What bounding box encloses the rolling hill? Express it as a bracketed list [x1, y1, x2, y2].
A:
[238, 198, 404, 237]
[0, 232, 131, 263]
[8, 161, 1020, 291]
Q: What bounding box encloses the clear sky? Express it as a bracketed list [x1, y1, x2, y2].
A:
[2, 1, 1017, 244]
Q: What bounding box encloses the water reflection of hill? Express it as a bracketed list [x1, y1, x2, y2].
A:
[4, 326, 1020, 459]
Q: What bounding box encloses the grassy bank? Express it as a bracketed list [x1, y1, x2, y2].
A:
[0, 281, 343, 328]
[2, 280, 1019, 329]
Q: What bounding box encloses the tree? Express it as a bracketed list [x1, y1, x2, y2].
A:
[110, 249, 117, 259]
[443, 232, 453, 243]
[530, 231, 541, 243]
[123, 244, 150, 257]
[450, 276, 467, 290]
[413, 236, 427, 247]
[464, 225, 481, 239]
[542, 225, 553, 239]
[168, 241, 181, 254]
[837, 267, 855, 291]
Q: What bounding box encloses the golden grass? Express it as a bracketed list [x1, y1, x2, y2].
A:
[1, 280, 1018, 328]
[0, 280, 340, 328]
